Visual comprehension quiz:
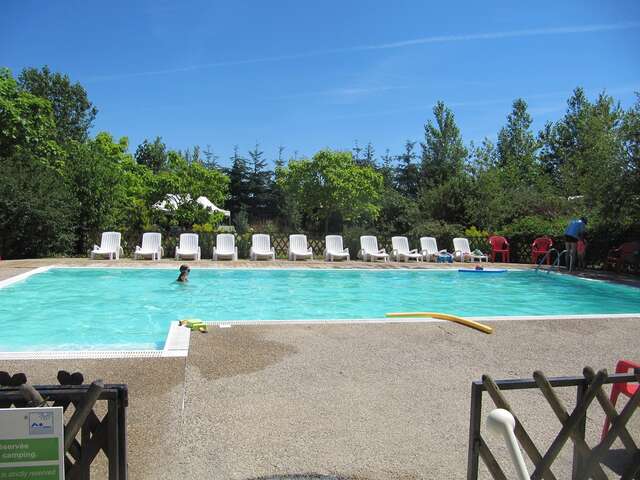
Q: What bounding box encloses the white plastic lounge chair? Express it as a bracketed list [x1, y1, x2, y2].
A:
[359, 236, 389, 262]
[288, 234, 313, 261]
[453, 237, 488, 263]
[420, 237, 439, 262]
[391, 236, 423, 262]
[175, 233, 201, 261]
[250, 234, 275, 261]
[212, 233, 238, 261]
[325, 235, 350, 261]
[134, 232, 163, 260]
[91, 232, 123, 260]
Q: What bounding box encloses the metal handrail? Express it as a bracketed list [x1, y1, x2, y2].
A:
[535, 248, 567, 273]
[551, 249, 567, 272]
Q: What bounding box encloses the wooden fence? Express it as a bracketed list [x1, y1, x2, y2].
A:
[0, 371, 128, 480]
[467, 367, 640, 479]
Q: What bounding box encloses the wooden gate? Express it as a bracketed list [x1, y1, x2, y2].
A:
[0, 371, 128, 480]
[467, 367, 640, 479]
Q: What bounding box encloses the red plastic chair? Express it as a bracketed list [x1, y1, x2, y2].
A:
[488, 236, 510, 263]
[606, 241, 640, 273]
[531, 237, 553, 265]
[601, 359, 639, 441]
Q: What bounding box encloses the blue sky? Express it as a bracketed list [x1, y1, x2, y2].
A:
[2, 1, 639, 166]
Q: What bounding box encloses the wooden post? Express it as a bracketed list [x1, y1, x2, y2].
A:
[571, 378, 588, 480]
[64, 380, 104, 451]
[18, 383, 45, 407]
[107, 399, 120, 480]
[466, 382, 482, 480]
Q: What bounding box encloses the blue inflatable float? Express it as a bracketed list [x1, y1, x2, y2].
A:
[458, 268, 508, 273]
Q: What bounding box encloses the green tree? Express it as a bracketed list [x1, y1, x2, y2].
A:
[620, 94, 640, 225]
[539, 87, 590, 188]
[415, 174, 472, 225]
[497, 99, 540, 183]
[273, 147, 302, 231]
[246, 143, 273, 221]
[420, 101, 467, 188]
[227, 146, 250, 215]
[362, 141, 377, 168]
[0, 68, 61, 162]
[0, 151, 76, 258]
[64, 134, 130, 252]
[203, 144, 219, 169]
[18, 66, 97, 143]
[395, 140, 420, 197]
[277, 149, 383, 233]
[154, 150, 229, 227]
[135, 137, 168, 173]
[539, 89, 630, 226]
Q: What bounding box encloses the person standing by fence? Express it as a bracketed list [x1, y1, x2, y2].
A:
[564, 217, 587, 272]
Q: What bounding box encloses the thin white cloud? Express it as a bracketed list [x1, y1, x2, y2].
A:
[273, 85, 408, 100]
[351, 22, 640, 50]
[328, 84, 640, 120]
[85, 22, 640, 82]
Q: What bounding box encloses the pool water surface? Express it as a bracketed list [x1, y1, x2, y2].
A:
[0, 268, 638, 351]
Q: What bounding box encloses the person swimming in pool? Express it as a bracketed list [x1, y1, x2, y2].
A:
[564, 217, 587, 272]
[176, 264, 190, 282]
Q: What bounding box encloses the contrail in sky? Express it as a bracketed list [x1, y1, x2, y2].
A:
[86, 22, 640, 82]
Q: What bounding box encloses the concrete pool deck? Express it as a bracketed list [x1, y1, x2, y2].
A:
[1, 261, 639, 479]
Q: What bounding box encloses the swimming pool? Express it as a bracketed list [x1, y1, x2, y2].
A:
[0, 267, 639, 352]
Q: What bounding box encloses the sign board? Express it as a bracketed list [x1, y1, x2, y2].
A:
[0, 407, 64, 480]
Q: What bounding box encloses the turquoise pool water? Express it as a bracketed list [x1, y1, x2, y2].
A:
[1, 268, 639, 351]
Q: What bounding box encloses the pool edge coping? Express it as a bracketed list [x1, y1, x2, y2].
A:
[204, 313, 640, 327]
[0, 321, 190, 360]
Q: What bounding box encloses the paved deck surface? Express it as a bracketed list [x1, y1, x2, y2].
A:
[1, 261, 639, 479]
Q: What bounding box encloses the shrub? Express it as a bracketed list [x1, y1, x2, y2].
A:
[499, 216, 567, 238]
[408, 220, 464, 251]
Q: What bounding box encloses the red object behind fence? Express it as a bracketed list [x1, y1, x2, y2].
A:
[488, 235, 510, 263]
[531, 236, 553, 265]
[601, 359, 639, 441]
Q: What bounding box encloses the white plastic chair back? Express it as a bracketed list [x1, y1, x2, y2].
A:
[453, 237, 471, 255]
[252, 234, 271, 253]
[392, 236, 411, 254]
[216, 234, 235, 254]
[141, 232, 161, 252]
[179, 233, 199, 254]
[360, 235, 380, 254]
[325, 235, 344, 253]
[289, 234, 308, 253]
[420, 237, 438, 255]
[101, 232, 121, 252]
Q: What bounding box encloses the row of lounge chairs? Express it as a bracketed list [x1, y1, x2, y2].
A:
[90, 232, 489, 262]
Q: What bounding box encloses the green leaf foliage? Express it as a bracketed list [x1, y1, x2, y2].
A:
[1, 63, 639, 264]
[277, 149, 384, 234]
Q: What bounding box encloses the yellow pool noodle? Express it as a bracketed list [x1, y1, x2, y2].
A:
[385, 312, 493, 334]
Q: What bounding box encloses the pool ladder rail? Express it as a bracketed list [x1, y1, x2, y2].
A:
[535, 248, 567, 273]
